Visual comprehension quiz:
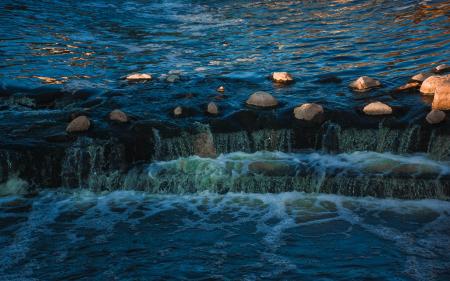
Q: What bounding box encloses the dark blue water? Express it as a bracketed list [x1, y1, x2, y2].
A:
[1, 191, 450, 281]
[0, 0, 449, 136]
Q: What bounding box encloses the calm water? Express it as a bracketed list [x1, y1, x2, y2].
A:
[0, 0, 449, 130]
[0, 191, 450, 281]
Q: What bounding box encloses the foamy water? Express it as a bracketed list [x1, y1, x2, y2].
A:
[0, 190, 449, 280]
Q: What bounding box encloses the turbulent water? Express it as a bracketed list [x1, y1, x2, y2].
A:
[1, 0, 450, 280]
[0, 191, 449, 281]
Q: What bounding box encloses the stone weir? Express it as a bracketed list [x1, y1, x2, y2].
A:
[0, 110, 449, 199]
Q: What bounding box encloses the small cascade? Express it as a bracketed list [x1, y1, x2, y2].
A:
[428, 130, 450, 161]
[114, 151, 450, 199]
[61, 137, 126, 190]
[321, 122, 425, 155]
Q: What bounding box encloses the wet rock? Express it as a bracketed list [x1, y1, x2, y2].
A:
[207, 102, 219, 115]
[271, 72, 294, 83]
[363, 102, 392, 116]
[109, 109, 128, 123]
[293, 103, 324, 121]
[193, 132, 216, 158]
[173, 106, 183, 116]
[349, 76, 381, 91]
[426, 110, 446, 124]
[395, 82, 419, 92]
[166, 74, 180, 83]
[433, 64, 450, 73]
[411, 72, 432, 82]
[246, 91, 278, 108]
[432, 81, 450, 110]
[126, 73, 152, 81]
[217, 86, 225, 93]
[420, 75, 450, 95]
[66, 116, 90, 133]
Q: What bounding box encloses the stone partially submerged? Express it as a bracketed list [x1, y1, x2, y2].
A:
[363, 102, 392, 116]
[349, 76, 381, 91]
[293, 103, 324, 121]
[109, 109, 128, 123]
[432, 81, 450, 110]
[126, 73, 152, 81]
[426, 110, 446, 124]
[420, 75, 450, 95]
[246, 91, 278, 108]
[207, 102, 219, 115]
[66, 116, 90, 133]
[411, 72, 432, 82]
[271, 72, 294, 83]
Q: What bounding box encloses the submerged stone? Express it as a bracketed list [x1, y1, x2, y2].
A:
[349, 76, 381, 91]
[173, 106, 183, 116]
[420, 75, 450, 95]
[411, 72, 432, 82]
[66, 116, 90, 133]
[246, 91, 278, 108]
[426, 110, 446, 124]
[109, 109, 128, 123]
[207, 102, 219, 115]
[395, 82, 419, 92]
[126, 73, 152, 81]
[432, 81, 450, 110]
[363, 102, 392, 115]
[293, 103, 324, 121]
[271, 72, 294, 83]
[166, 74, 180, 83]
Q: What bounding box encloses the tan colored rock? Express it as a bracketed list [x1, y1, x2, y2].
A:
[411, 72, 432, 82]
[363, 102, 392, 116]
[293, 103, 324, 121]
[207, 102, 218, 115]
[246, 91, 278, 108]
[426, 110, 446, 124]
[217, 86, 225, 93]
[66, 116, 90, 133]
[420, 75, 450, 95]
[109, 109, 128, 123]
[434, 64, 450, 73]
[432, 81, 450, 110]
[173, 106, 183, 116]
[395, 82, 419, 92]
[349, 76, 381, 91]
[126, 73, 152, 81]
[193, 132, 216, 158]
[271, 72, 294, 83]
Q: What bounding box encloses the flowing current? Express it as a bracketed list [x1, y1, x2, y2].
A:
[1, 191, 450, 281]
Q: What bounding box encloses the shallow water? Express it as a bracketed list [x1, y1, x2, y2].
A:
[0, 190, 449, 281]
[1, 0, 449, 134]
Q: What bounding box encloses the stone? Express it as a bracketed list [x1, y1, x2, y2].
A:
[207, 102, 218, 115]
[420, 75, 450, 95]
[432, 81, 450, 110]
[433, 64, 450, 73]
[293, 103, 324, 121]
[349, 76, 381, 91]
[166, 74, 180, 83]
[363, 102, 392, 115]
[271, 72, 294, 83]
[426, 110, 446, 124]
[411, 72, 432, 82]
[395, 82, 419, 92]
[109, 109, 128, 123]
[126, 73, 152, 81]
[173, 106, 183, 116]
[193, 132, 216, 158]
[66, 115, 90, 133]
[217, 86, 225, 93]
[246, 91, 278, 108]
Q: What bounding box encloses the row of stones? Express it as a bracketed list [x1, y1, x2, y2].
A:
[66, 66, 449, 132]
